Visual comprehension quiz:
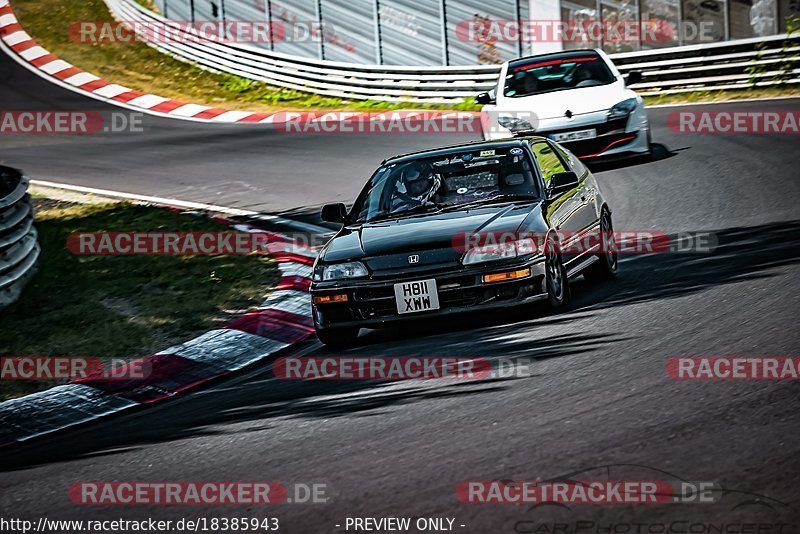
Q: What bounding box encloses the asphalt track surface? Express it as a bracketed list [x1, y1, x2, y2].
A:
[2, 47, 800, 531]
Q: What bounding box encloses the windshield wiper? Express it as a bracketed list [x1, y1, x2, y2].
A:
[367, 202, 444, 222]
[440, 194, 539, 211]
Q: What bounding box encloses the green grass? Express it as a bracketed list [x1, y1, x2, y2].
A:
[0, 200, 278, 401]
[643, 85, 800, 106]
[132, 0, 159, 12]
[10, 0, 480, 112]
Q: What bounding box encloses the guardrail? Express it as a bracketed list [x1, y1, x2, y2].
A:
[106, 0, 498, 102]
[0, 167, 39, 310]
[612, 34, 800, 95]
[106, 0, 799, 101]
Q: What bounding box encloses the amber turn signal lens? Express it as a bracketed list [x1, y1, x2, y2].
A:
[313, 294, 349, 304]
[483, 268, 531, 284]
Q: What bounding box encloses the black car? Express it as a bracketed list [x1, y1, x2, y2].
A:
[310, 137, 618, 347]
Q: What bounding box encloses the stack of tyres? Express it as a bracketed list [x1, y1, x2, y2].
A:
[0, 166, 39, 309]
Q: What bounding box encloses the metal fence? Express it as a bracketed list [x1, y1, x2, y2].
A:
[148, 0, 798, 63]
[150, 0, 532, 65]
[107, 0, 799, 101]
[0, 167, 39, 310]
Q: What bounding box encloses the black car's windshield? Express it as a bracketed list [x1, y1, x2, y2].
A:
[504, 53, 616, 98]
[349, 147, 541, 223]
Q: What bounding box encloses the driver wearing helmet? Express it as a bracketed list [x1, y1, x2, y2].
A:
[390, 162, 440, 213]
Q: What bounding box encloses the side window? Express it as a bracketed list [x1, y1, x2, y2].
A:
[531, 141, 567, 187]
[351, 167, 390, 222]
[551, 142, 587, 177]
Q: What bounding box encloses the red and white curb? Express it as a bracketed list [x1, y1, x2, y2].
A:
[0, 211, 318, 447]
[0, 0, 284, 123]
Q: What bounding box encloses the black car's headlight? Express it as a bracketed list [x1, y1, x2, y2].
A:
[315, 261, 369, 281]
[608, 98, 638, 120]
[462, 238, 537, 265]
[498, 115, 535, 132]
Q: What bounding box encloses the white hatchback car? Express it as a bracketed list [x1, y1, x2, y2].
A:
[478, 49, 651, 160]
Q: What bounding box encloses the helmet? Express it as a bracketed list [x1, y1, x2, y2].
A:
[403, 161, 430, 182]
[401, 162, 434, 200]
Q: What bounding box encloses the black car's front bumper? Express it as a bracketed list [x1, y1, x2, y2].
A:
[311, 257, 548, 330]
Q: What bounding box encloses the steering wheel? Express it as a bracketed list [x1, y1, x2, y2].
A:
[390, 191, 423, 213]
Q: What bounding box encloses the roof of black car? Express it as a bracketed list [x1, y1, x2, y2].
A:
[383, 137, 547, 165]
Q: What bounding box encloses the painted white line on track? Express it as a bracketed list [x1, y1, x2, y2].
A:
[29, 179, 333, 235]
[30, 179, 265, 217]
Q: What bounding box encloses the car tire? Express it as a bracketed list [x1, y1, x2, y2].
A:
[315, 327, 360, 348]
[584, 208, 618, 282]
[545, 236, 570, 309]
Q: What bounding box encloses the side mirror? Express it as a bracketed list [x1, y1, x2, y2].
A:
[626, 71, 643, 86]
[320, 203, 347, 224]
[474, 92, 495, 105]
[547, 171, 580, 198]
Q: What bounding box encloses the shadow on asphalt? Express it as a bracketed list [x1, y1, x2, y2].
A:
[2, 219, 799, 470]
[587, 142, 682, 173]
[359, 219, 800, 345]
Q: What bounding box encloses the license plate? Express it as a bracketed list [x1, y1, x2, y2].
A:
[550, 129, 597, 143]
[394, 279, 440, 315]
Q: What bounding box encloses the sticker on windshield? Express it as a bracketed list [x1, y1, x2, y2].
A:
[434, 157, 467, 167]
[510, 148, 524, 155]
[465, 159, 498, 168]
[479, 150, 496, 158]
[461, 154, 474, 162]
